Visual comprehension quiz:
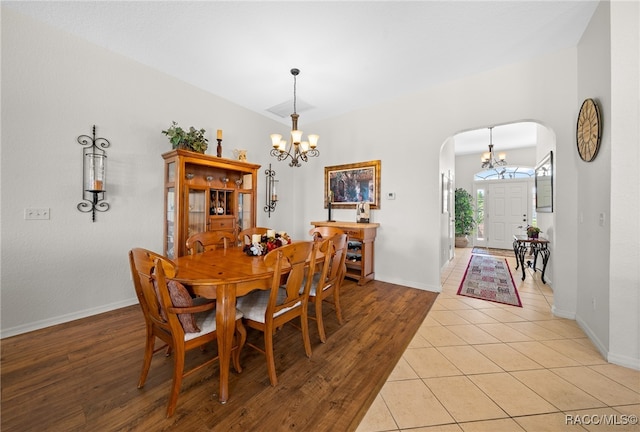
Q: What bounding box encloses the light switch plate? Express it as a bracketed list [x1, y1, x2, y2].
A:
[25, 208, 50, 220]
[387, 192, 396, 200]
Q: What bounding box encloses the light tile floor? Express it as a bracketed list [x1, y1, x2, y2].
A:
[357, 247, 640, 432]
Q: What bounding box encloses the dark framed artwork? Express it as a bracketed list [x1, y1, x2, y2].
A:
[324, 160, 381, 209]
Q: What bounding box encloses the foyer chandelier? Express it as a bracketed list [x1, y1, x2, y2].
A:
[269, 68, 319, 167]
[481, 127, 507, 169]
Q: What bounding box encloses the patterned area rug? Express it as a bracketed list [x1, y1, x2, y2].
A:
[457, 254, 522, 307]
[471, 247, 515, 258]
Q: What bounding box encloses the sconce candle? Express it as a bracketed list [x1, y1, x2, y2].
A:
[86, 153, 106, 192]
[77, 125, 110, 222]
[264, 164, 278, 217]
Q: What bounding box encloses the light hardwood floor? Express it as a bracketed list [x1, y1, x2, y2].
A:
[357, 247, 640, 432]
[1, 279, 437, 431]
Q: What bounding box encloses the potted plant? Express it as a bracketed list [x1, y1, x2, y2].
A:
[455, 188, 476, 248]
[526, 225, 541, 239]
[162, 121, 209, 153]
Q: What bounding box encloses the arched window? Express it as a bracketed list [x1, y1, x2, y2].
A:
[474, 166, 534, 181]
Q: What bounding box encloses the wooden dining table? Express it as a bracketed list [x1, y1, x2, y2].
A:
[171, 245, 301, 403]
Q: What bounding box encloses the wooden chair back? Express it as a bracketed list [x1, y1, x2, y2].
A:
[186, 230, 236, 254]
[263, 241, 317, 317]
[129, 248, 177, 336]
[319, 233, 348, 291]
[308, 233, 348, 342]
[129, 247, 243, 417]
[237, 240, 318, 386]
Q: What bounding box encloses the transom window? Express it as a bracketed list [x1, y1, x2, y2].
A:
[474, 166, 534, 181]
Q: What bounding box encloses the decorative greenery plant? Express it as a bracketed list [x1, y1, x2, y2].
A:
[162, 121, 209, 153]
[455, 188, 476, 237]
[526, 225, 541, 238]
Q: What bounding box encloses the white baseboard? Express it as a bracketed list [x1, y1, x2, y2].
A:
[1, 297, 139, 339]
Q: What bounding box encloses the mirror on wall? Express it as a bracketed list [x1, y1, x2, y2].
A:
[535, 151, 553, 212]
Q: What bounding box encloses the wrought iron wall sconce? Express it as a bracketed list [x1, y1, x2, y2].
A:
[77, 125, 110, 222]
[264, 164, 278, 217]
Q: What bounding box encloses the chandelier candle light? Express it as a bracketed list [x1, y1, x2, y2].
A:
[270, 68, 319, 167]
[481, 127, 507, 169]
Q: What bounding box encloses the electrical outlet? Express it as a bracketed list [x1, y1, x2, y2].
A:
[24, 208, 50, 220]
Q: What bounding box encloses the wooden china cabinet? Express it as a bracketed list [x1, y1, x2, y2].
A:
[163, 149, 260, 259]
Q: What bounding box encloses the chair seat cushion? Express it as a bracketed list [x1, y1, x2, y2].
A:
[303, 273, 329, 297]
[185, 307, 244, 342]
[236, 288, 301, 323]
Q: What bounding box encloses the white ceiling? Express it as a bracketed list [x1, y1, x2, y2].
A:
[4, 1, 598, 152]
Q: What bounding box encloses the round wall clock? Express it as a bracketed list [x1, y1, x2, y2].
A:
[576, 98, 602, 162]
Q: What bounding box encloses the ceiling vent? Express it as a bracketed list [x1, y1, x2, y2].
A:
[266, 98, 314, 118]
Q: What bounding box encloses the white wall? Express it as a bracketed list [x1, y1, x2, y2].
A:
[575, 0, 613, 359]
[0, 8, 290, 336]
[608, 0, 639, 368]
[302, 48, 579, 296]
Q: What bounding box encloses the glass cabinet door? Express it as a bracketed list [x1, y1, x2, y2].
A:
[237, 191, 253, 232]
[166, 187, 175, 258]
[187, 188, 206, 238]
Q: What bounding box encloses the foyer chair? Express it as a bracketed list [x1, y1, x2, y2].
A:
[235, 241, 318, 386]
[238, 227, 271, 246]
[307, 233, 348, 343]
[308, 226, 345, 241]
[128, 248, 246, 417]
[186, 230, 236, 254]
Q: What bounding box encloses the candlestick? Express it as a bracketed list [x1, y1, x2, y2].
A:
[327, 201, 334, 222]
[216, 139, 222, 158]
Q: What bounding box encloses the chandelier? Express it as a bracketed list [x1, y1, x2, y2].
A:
[481, 127, 507, 168]
[269, 68, 319, 167]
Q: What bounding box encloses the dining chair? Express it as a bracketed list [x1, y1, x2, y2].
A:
[186, 230, 236, 254]
[307, 233, 348, 343]
[237, 227, 271, 246]
[308, 226, 345, 241]
[235, 241, 318, 386]
[128, 248, 246, 417]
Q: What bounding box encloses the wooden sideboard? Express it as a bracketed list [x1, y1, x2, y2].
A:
[310, 221, 379, 285]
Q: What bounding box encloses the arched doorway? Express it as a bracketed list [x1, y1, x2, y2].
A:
[450, 121, 542, 251]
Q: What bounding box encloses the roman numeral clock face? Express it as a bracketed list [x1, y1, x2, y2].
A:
[576, 98, 602, 162]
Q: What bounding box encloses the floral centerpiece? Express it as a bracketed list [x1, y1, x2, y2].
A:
[243, 231, 292, 256]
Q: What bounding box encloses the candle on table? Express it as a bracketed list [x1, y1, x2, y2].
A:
[267, 229, 275, 238]
[217, 129, 223, 140]
[251, 234, 261, 244]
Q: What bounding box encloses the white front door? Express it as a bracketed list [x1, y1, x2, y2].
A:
[484, 180, 530, 249]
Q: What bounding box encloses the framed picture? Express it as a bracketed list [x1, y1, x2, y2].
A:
[324, 160, 381, 209]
